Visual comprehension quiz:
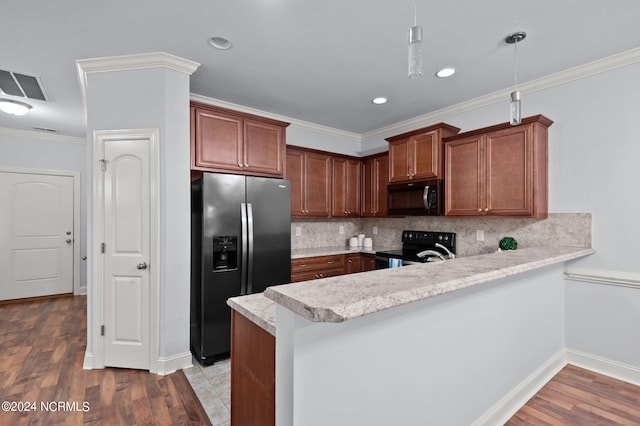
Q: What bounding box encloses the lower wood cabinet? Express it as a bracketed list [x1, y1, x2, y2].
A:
[292, 253, 375, 282]
[346, 253, 375, 273]
[291, 254, 346, 282]
[231, 310, 275, 426]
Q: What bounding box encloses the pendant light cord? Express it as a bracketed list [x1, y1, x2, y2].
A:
[514, 38, 519, 90]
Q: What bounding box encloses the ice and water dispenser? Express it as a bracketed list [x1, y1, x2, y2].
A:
[212, 236, 237, 271]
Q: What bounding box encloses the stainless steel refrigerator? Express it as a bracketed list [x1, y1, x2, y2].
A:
[191, 173, 291, 365]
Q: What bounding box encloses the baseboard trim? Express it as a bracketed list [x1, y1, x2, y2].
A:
[154, 351, 193, 376]
[473, 349, 567, 426]
[566, 348, 640, 386]
[83, 351, 94, 370]
[474, 348, 640, 425]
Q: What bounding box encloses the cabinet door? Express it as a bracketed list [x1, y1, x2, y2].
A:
[304, 152, 332, 217]
[374, 155, 389, 216]
[445, 135, 483, 216]
[332, 157, 348, 217]
[485, 126, 533, 216]
[388, 139, 410, 183]
[285, 149, 306, 217]
[345, 159, 361, 216]
[411, 132, 439, 180]
[361, 158, 374, 216]
[346, 254, 362, 274]
[244, 119, 285, 177]
[191, 107, 243, 172]
[361, 254, 376, 272]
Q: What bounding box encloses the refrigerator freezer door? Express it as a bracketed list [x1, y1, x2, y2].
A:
[200, 173, 246, 359]
[246, 176, 292, 293]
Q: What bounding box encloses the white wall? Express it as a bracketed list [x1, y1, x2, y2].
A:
[84, 65, 192, 365]
[0, 130, 87, 290]
[286, 124, 361, 156]
[277, 265, 566, 426]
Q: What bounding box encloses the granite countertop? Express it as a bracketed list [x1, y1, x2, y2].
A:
[264, 246, 594, 324]
[227, 293, 276, 336]
[291, 245, 399, 259]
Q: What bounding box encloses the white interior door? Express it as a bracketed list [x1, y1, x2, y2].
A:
[0, 172, 74, 300]
[102, 137, 151, 370]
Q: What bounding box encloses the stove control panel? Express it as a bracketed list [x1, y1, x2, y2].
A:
[401, 230, 456, 252]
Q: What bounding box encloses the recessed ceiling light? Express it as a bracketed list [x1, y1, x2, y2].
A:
[436, 68, 456, 78]
[372, 97, 388, 105]
[209, 37, 232, 50]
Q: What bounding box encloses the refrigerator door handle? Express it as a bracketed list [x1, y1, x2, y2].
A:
[247, 203, 254, 294]
[240, 203, 248, 294]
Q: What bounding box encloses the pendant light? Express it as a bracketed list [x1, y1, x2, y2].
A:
[408, 5, 423, 79]
[506, 31, 526, 125]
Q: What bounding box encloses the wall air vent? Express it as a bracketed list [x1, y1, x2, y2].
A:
[0, 70, 47, 101]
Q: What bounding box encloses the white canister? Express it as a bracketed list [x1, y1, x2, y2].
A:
[363, 237, 373, 248]
[349, 237, 358, 247]
[357, 233, 365, 246]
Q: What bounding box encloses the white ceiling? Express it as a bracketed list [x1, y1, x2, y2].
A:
[3, 0, 640, 139]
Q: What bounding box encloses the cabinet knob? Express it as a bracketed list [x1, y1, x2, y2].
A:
[244, 163, 249, 168]
[300, 263, 307, 268]
[484, 208, 489, 212]
[238, 163, 243, 169]
[348, 259, 352, 263]
[478, 208, 482, 212]
[327, 261, 334, 264]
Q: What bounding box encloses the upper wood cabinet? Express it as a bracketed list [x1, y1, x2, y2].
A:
[332, 156, 361, 217]
[190, 102, 289, 177]
[386, 123, 460, 183]
[361, 153, 389, 217]
[444, 115, 552, 218]
[286, 147, 332, 217]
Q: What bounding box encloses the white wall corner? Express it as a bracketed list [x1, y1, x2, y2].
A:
[566, 348, 640, 387]
[472, 349, 567, 426]
[153, 352, 193, 376]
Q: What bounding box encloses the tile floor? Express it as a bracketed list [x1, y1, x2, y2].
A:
[183, 358, 231, 426]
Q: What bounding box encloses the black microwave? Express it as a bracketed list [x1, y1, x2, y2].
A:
[387, 179, 444, 216]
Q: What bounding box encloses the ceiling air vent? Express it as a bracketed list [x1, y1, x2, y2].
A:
[0, 70, 47, 101]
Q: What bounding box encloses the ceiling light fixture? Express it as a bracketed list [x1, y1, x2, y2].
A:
[436, 68, 456, 78]
[408, 5, 423, 79]
[209, 36, 232, 50]
[0, 99, 32, 116]
[506, 31, 526, 125]
[372, 97, 388, 105]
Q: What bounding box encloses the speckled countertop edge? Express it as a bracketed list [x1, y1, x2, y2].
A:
[227, 293, 276, 336]
[264, 246, 595, 324]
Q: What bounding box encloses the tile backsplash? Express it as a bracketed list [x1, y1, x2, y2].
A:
[292, 213, 591, 256]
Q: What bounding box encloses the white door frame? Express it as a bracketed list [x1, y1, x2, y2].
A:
[91, 128, 160, 373]
[0, 166, 81, 296]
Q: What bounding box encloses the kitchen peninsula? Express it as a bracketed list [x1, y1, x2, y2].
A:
[228, 245, 593, 426]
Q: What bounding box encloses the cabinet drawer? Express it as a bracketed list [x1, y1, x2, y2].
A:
[291, 266, 345, 283]
[291, 255, 345, 273]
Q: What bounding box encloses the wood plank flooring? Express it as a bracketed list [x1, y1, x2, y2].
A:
[0, 295, 210, 425]
[507, 364, 640, 425]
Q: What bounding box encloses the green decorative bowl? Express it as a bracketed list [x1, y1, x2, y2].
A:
[499, 236, 518, 250]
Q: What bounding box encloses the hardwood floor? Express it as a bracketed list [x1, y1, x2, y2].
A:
[0, 295, 211, 425]
[507, 364, 640, 425]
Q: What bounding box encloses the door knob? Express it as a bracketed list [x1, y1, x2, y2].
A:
[137, 262, 148, 270]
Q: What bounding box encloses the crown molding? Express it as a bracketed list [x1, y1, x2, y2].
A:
[0, 126, 85, 144]
[76, 52, 200, 76]
[363, 46, 640, 141]
[189, 93, 362, 142]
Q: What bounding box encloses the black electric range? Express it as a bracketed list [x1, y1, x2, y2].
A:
[375, 230, 456, 269]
